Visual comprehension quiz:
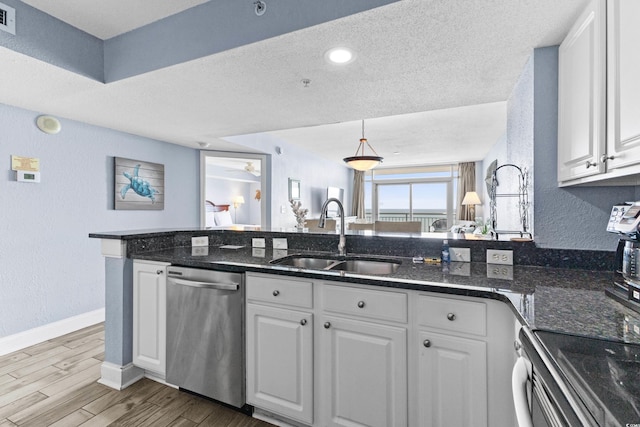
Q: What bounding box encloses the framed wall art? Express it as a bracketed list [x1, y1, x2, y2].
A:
[114, 157, 164, 210]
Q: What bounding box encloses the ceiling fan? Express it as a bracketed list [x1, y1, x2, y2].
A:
[226, 161, 260, 177]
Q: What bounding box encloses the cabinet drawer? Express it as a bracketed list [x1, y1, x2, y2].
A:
[247, 274, 313, 308]
[322, 284, 407, 323]
[417, 294, 486, 336]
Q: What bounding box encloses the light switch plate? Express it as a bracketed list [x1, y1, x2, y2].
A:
[192, 236, 209, 247]
[273, 238, 288, 249]
[487, 249, 513, 265]
[252, 238, 266, 248]
[450, 247, 470, 262]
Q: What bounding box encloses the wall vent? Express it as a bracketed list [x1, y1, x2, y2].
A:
[0, 2, 15, 35]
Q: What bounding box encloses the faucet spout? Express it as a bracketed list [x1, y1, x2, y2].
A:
[319, 197, 346, 255]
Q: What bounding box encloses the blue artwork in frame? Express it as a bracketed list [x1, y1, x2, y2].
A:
[114, 157, 164, 210]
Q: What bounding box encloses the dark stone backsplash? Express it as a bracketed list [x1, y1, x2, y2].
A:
[96, 229, 616, 271]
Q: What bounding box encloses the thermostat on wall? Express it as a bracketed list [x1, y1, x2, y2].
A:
[17, 170, 40, 183]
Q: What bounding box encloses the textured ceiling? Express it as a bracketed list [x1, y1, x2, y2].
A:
[0, 0, 589, 168]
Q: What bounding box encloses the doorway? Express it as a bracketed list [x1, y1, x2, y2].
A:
[200, 151, 270, 228]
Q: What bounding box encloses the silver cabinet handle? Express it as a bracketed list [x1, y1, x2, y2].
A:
[447, 313, 456, 321]
[601, 154, 615, 163]
[324, 322, 331, 329]
[423, 339, 431, 348]
[273, 290, 280, 297]
[300, 319, 307, 326]
[357, 301, 365, 308]
[156, 270, 163, 275]
[585, 160, 597, 168]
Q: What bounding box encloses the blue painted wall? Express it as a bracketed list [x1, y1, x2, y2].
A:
[486, 46, 638, 251]
[0, 102, 199, 338]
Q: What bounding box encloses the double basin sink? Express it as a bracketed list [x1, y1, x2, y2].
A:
[270, 254, 401, 275]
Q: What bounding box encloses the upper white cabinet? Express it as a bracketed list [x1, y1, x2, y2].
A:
[132, 260, 169, 377]
[558, 0, 606, 183]
[559, 0, 640, 186]
[606, 0, 640, 170]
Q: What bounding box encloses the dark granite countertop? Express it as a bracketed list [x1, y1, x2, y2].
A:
[130, 245, 640, 346]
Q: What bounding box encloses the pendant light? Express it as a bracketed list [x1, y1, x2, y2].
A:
[343, 120, 383, 171]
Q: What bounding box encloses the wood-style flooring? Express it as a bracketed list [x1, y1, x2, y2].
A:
[0, 323, 273, 426]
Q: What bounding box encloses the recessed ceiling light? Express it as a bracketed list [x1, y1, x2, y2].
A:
[325, 47, 355, 65]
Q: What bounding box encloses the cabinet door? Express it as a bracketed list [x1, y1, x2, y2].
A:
[132, 261, 167, 375]
[417, 330, 487, 427]
[246, 303, 313, 424]
[558, 0, 606, 182]
[321, 316, 407, 427]
[606, 0, 640, 170]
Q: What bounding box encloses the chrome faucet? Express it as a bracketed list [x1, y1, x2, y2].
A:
[318, 197, 346, 255]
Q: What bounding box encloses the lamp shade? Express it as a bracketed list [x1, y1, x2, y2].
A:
[233, 196, 245, 204]
[461, 191, 481, 206]
[344, 121, 383, 171]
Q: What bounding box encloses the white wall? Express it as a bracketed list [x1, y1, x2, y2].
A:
[0, 103, 199, 338]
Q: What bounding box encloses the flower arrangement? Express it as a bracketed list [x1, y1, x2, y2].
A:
[290, 199, 308, 228]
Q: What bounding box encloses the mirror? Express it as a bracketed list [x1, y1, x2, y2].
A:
[288, 178, 301, 201]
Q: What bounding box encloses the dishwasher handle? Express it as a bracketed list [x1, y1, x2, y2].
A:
[168, 277, 239, 291]
[512, 356, 534, 427]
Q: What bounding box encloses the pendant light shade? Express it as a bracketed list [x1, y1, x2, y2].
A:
[343, 120, 383, 171]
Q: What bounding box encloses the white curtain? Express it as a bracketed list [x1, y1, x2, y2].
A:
[351, 170, 365, 218]
[457, 162, 476, 221]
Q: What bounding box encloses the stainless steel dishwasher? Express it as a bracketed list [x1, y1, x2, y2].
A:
[166, 266, 245, 409]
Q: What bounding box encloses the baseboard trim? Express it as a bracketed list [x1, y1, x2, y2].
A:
[0, 308, 105, 356]
[98, 362, 144, 390]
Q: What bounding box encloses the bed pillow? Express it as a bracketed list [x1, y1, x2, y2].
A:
[214, 210, 233, 226]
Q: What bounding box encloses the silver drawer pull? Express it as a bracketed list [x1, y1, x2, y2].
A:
[447, 313, 456, 321]
[273, 290, 280, 297]
[357, 301, 365, 308]
[423, 339, 431, 348]
[300, 319, 307, 326]
[324, 322, 331, 329]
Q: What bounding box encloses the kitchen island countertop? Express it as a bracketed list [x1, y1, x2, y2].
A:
[131, 244, 640, 346]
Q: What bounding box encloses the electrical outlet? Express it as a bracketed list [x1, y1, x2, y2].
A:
[252, 238, 266, 248]
[191, 236, 209, 247]
[486, 265, 514, 280]
[273, 238, 288, 249]
[191, 246, 209, 256]
[450, 247, 470, 262]
[487, 249, 513, 265]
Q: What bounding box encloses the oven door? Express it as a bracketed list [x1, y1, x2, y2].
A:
[513, 328, 597, 427]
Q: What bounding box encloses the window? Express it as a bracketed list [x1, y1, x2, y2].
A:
[364, 165, 458, 232]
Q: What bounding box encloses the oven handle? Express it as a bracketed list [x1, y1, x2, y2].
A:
[168, 277, 239, 291]
[512, 356, 534, 427]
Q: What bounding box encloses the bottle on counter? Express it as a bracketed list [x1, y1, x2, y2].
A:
[441, 239, 450, 264]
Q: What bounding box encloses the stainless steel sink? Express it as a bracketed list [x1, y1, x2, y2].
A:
[271, 254, 401, 275]
[274, 257, 339, 270]
[329, 259, 400, 275]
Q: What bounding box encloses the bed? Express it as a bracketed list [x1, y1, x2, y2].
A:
[205, 200, 260, 230]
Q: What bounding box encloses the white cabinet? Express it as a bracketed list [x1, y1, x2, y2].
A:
[132, 260, 169, 376]
[319, 283, 408, 427]
[246, 304, 313, 424]
[557, 0, 606, 183]
[245, 273, 314, 424]
[320, 315, 407, 427]
[606, 0, 640, 171]
[417, 331, 487, 427]
[558, 0, 640, 186]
